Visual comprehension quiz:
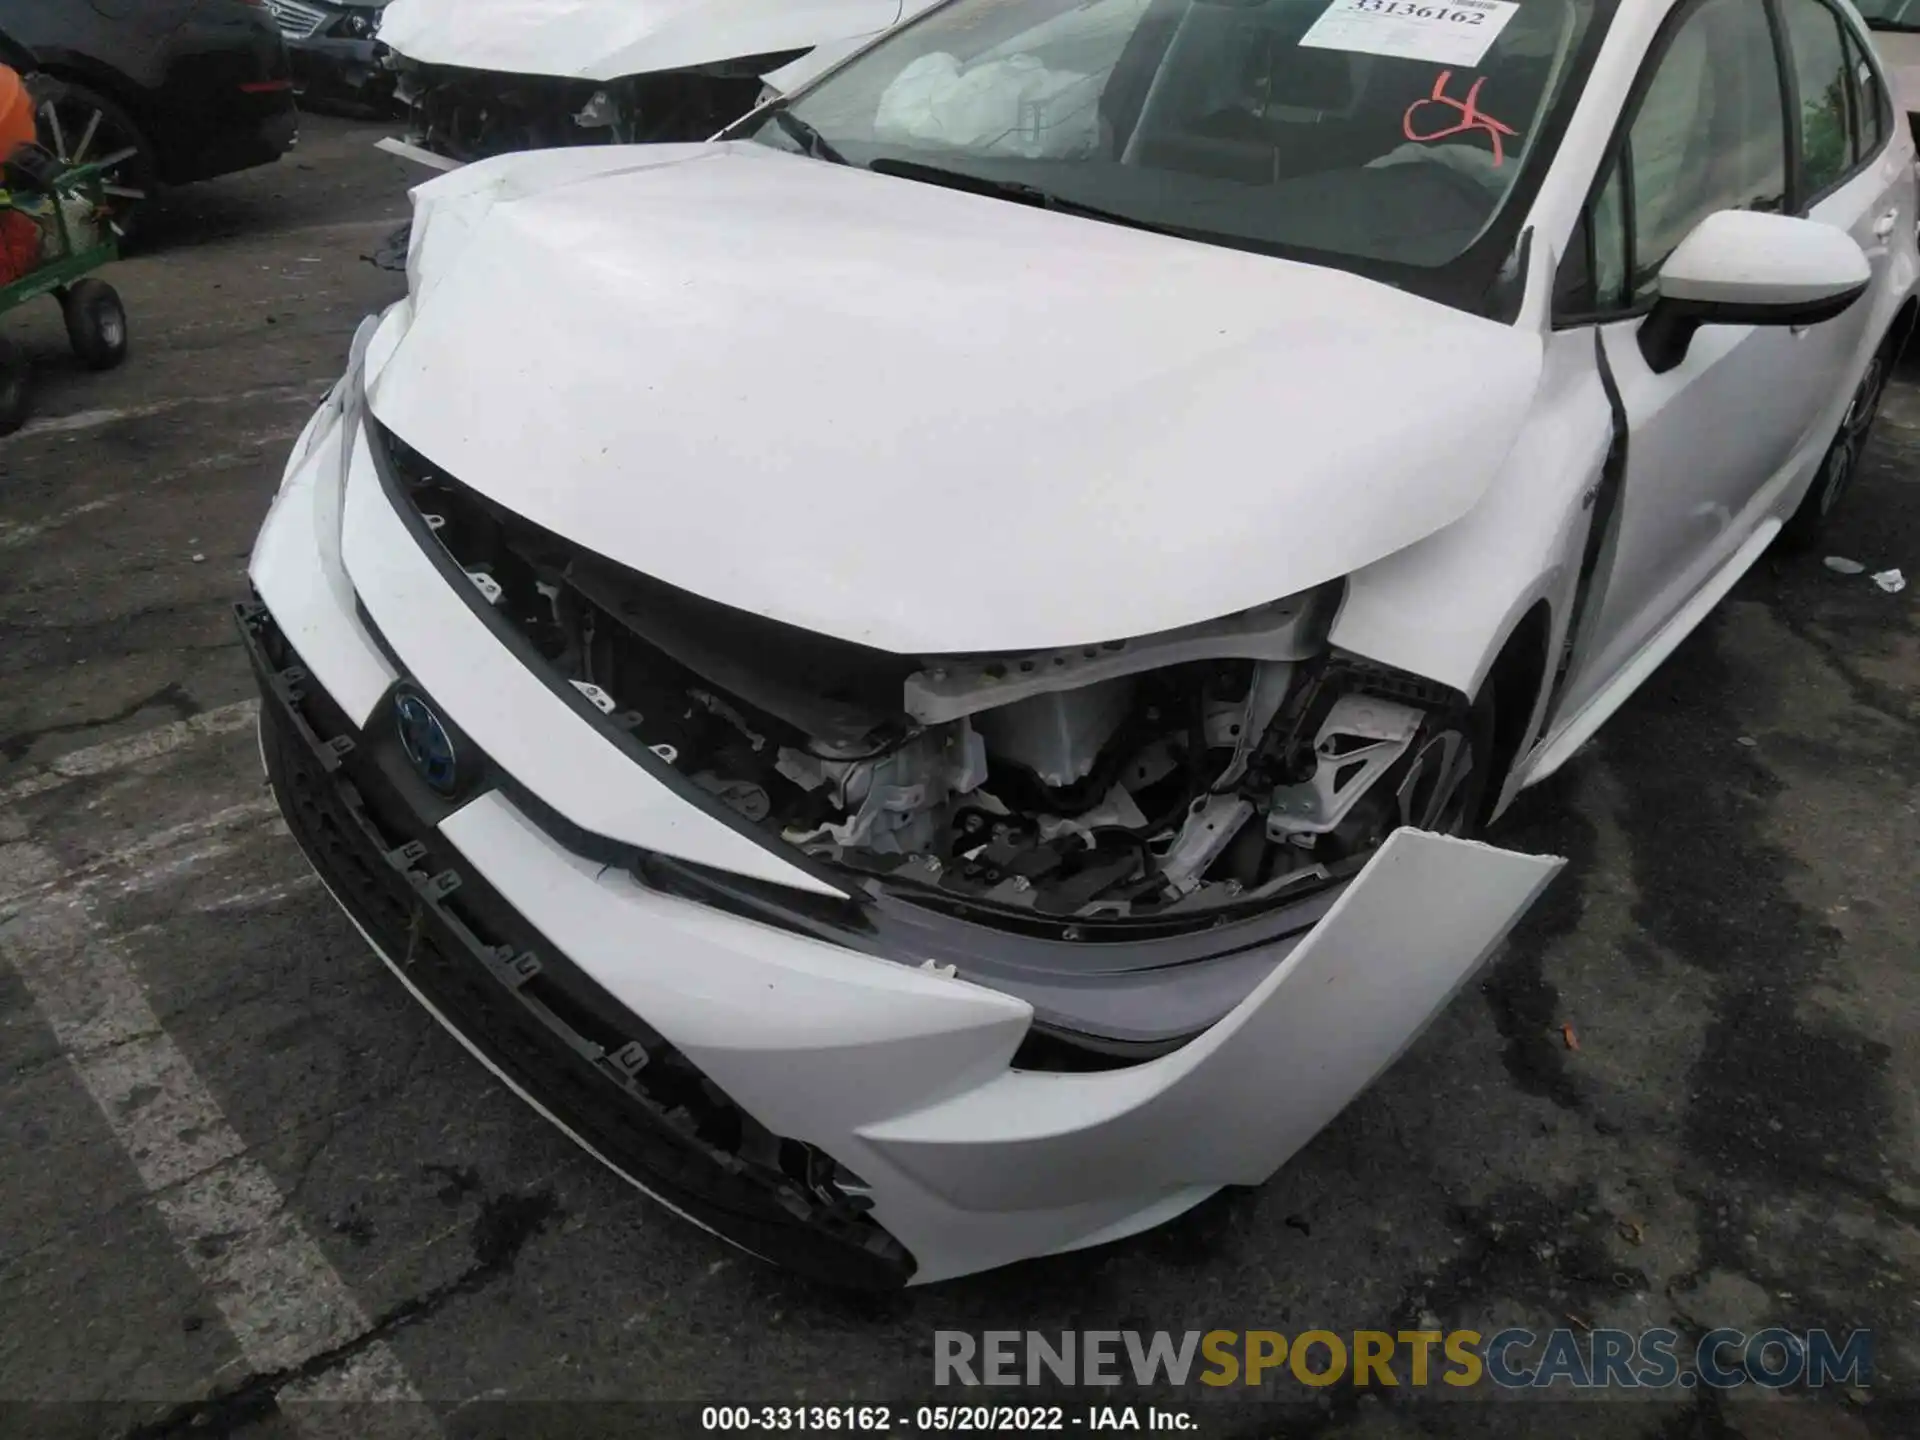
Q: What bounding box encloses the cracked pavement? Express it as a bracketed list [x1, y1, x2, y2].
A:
[0, 114, 1916, 1440]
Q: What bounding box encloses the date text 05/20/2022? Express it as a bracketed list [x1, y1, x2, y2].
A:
[701, 1406, 1193, 1432]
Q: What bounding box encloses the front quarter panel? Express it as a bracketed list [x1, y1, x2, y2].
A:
[1329, 323, 1609, 707]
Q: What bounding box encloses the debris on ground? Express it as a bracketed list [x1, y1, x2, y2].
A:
[1824, 557, 1906, 592]
[1736, 735, 1757, 748]
[364, 223, 410, 272]
[1618, 1217, 1645, 1245]
[1561, 1022, 1580, 1051]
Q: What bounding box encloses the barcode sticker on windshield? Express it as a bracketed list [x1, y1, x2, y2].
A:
[1300, 0, 1520, 67]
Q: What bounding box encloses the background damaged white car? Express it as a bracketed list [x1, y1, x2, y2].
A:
[242, 0, 1919, 1285]
[374, 0, 940, 161]
[1860, 0, 1920, 144]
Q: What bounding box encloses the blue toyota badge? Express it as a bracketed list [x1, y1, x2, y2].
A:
[394, 687, 461, 796]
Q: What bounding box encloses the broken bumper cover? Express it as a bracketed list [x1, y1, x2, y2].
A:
[245, 366, 1563, 1284]
[240, 603, 916, 1287]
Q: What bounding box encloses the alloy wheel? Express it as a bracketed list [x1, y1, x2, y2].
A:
[1819, 353, 1890, 517]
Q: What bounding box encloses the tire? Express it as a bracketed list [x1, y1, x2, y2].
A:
[60, 279, 129, 370]
[1779, 330, 1896, 553]
[1377, 675, 1498, 845]
[1441, 674, 1499, 837]
[0, 336, 32, 436]
[26, 76, 157, 242]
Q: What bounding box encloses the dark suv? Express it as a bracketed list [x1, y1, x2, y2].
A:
[0, 0, 297, 231]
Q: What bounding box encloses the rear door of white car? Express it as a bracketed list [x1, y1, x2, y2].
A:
[1549, 0, 1898, 724]
[1778, 0, 1905, 428]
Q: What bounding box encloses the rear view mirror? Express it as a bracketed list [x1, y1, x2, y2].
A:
[1638, 210, 1870, 374]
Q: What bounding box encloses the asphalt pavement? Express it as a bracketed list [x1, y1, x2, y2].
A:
[0, 115, 1916, 1440]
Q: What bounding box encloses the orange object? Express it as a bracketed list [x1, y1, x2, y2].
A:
[0, 64, 36, 160]
[0, 63, 42, 285]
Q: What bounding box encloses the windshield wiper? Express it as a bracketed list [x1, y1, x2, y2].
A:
[866, 157, 1220, 246]
[1863, 14, 1920, 29]
[768, 106, 850, 167]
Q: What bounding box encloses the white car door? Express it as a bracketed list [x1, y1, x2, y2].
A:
[1551, 0, 1884, 727]
[1780, 0, 1905, 432]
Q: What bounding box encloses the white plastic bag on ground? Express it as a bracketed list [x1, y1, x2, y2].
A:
[874, 52, 1100, 158]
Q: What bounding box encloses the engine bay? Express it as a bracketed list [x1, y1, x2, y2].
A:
[389, 57, 795, 163]
[385, 431, 1485, 930]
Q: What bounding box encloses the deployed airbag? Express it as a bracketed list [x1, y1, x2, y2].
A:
[875, 53, 1102, 158]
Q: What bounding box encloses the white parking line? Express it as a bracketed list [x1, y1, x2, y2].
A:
[0, 798, 280, 910]
[0, 497, 115, 550]
[0, 892, 435, 1427]
[0, 384, 322, 443]
[0, 698, 261, 806]
[0, 435, 307, 551]
[0, 714, 440, 1431]
[196, 875, 323, 912]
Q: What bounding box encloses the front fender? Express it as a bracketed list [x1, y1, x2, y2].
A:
[1329, 325, 1610, 704]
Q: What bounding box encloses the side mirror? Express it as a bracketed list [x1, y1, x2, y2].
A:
[1638, 209, 1870, 374]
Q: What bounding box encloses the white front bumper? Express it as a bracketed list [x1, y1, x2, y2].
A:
[249, 378, 1563, 1284]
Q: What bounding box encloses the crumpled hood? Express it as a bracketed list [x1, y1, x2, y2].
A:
[377, 0, 905, 80]
[368, 144, 1543, 655]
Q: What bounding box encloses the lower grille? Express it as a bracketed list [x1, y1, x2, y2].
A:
[239, 601, 913, 1287]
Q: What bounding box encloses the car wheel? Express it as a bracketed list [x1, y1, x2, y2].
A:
[0, 336, 33, 436]
[27, 77, 157, 242]
[59, 279, 129, 370]
[1355, 674, 1499, 857]
[1780, 332, 1895, 552]
[1416, 675, 1499, 839]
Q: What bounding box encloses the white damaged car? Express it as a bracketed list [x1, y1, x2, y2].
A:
[375, 0, 941, 160]
[245, 0, 1917, 1284]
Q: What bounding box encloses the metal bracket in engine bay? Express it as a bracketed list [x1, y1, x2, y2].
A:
[903, 587, 1337, 725]
[1265, 695, 1423, 842]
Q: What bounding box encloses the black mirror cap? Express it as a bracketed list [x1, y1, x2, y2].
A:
[1637, 279, 1870, 375]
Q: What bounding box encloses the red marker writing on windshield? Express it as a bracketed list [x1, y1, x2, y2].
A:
[1403, 69, 1520, 166]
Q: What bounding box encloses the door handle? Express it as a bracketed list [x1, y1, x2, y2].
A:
[1874, 209, 1899, 239]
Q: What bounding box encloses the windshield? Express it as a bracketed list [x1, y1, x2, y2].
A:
[745, 0, 1607, 296]
[1858, 0, 1920, 31]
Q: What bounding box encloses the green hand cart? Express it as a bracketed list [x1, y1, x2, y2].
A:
[0, 155, 130, 436]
